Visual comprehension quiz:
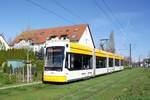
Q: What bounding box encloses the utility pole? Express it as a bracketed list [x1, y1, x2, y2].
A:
[129, 43, 132, 68]
[22, 66, 24, 82]
[27, 49, 29, 83]
[29, 63, 32, 82]
[139, 56, 141, 67]
[93, 48, 96, 77]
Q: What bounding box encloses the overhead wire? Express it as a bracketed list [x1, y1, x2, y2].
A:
[51, 0, 88, 24]
[93, 0, 131, 54]
[25, 0, 75, 25]
[102, 0, 124, 29]
[93, 0, 117, 27]
[26, 0, 130, 52]
[102, 0, 134, 54]
[102, 0, 130, 42]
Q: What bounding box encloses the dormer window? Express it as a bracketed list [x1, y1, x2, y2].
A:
[71, 33, 77, 42]
[66, 29, 69, 32]
[60, 34, 68, 40]
[19, 39, 23, 42]
[59, 31, 63, 33]
[71, 33, 77, 39]
[74, 28, 79, 32]
[40, 32, 44, 35]
[50, 35, 56, 39]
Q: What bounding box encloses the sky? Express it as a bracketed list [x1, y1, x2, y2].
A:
[0, 0, 150, 61]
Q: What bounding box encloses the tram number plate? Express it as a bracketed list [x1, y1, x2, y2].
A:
[81, 73, 86, 75]
[50, 72, 54, 74]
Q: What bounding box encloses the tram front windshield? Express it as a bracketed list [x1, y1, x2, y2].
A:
[45, 46, 64, 71]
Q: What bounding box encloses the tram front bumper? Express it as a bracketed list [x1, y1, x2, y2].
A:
[43, 75, 67, 82]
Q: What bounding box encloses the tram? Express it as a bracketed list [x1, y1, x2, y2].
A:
[42, 39, 124, 83]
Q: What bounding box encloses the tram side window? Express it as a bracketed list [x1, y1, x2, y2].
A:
[115, 59, 119, 67]
[65, 53, 92, 70]
[109, 58, 113, 67]
[83, 55, 92, 69]
[65, 53, 68, 68]
[121, 60, 124, 66]
[71, 54, 82, 70]
[96, 57, 106, 68]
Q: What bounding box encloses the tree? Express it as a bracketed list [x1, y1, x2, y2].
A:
[9, 64, 13, 75]
[3, 62, 9, 73]
[108, 31, 115, 53]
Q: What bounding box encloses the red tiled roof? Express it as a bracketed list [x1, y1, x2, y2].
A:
[14, 24, 87, 44]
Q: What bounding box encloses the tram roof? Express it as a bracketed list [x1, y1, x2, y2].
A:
[69, 43, 124, 60]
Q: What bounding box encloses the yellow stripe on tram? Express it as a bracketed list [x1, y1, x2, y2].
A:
[43, 76, 67, 82]
[69, 42, 93, 55]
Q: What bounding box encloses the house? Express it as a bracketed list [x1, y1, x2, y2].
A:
[0, 34, 10, 50]
[13, 24, 95, 52]
[143, 58, 150, 68]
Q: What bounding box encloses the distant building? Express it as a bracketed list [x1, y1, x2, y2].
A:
[12, 24, 95, 52]
[143, 58, 150, 68]
[0, 34, 10, 50]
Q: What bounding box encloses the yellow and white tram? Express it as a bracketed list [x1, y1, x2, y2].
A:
[42, 40, 124, 83]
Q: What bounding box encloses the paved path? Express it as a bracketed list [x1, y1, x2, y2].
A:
[0, 81, 42, 90]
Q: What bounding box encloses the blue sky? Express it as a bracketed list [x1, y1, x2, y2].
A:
[0, 0, 150, 61]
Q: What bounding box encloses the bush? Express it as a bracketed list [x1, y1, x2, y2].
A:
[0, 48, 36, 61]
[0, 59, 6, 67]
[0, 72, 17, 85]
[33, 60, 44, 81]
[0, 73, 11, 84]
[3, 63, 9, 73]
[0, 48, 44, 83]
[10, 74, 17, 83]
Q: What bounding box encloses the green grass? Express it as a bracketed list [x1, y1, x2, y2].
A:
[0, 68, 149, 100]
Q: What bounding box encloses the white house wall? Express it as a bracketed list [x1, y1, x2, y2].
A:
[78, 27, 94, 48]
[0, 35, 9, 50]
[13, 40, 31, 48]
[33, 44, 44, 52]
